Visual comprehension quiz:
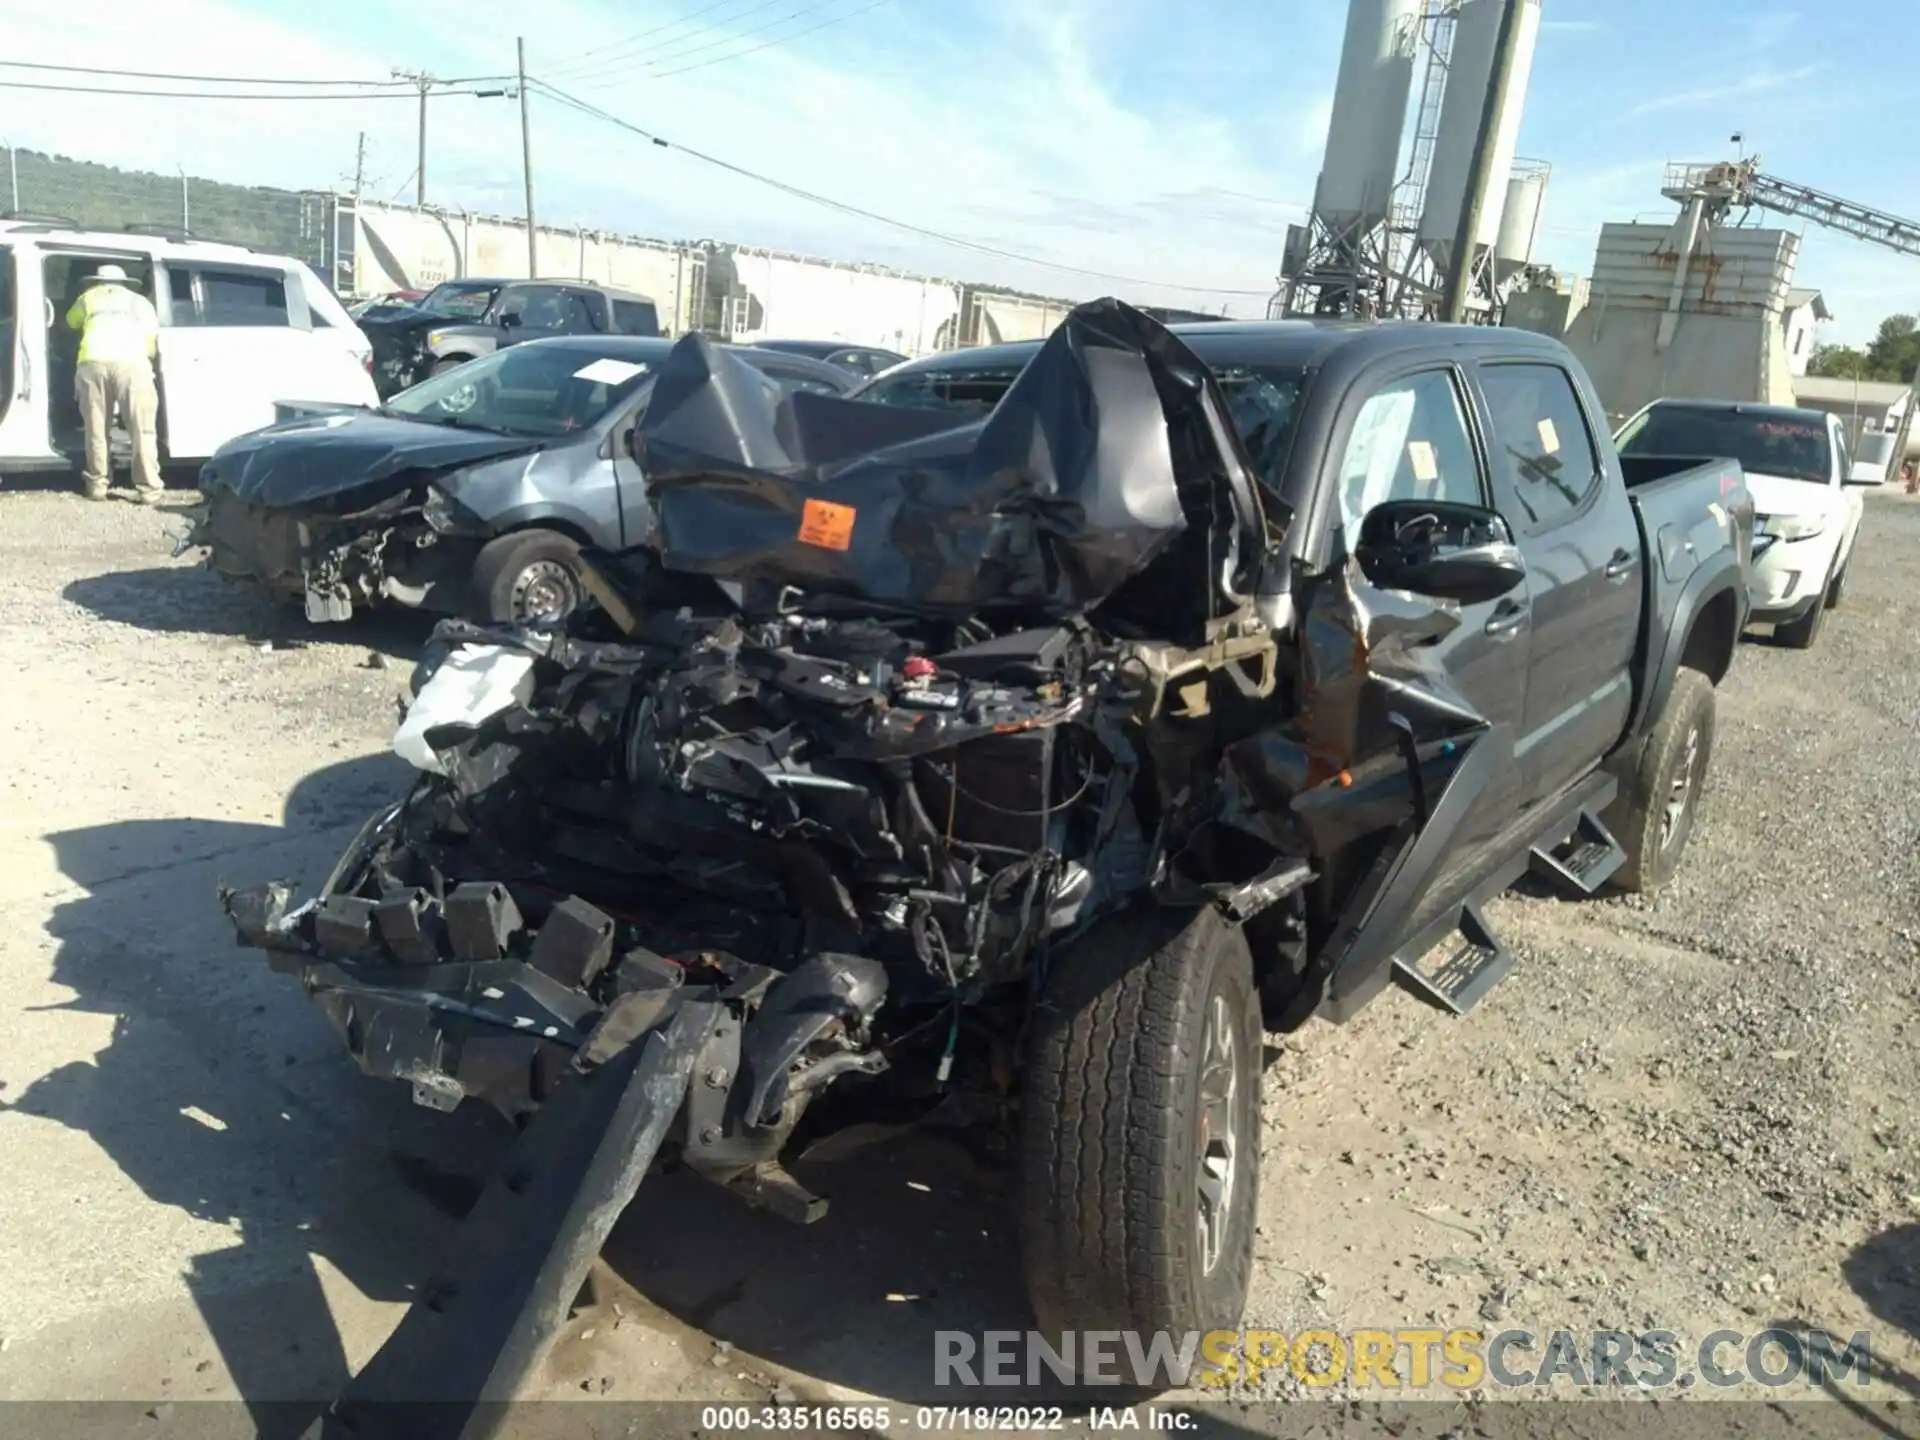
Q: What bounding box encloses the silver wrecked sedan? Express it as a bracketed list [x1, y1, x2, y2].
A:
[192, 336, 860, 624]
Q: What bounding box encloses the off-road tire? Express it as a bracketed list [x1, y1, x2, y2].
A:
[470, 529, 586, 624]
[1604, 667, 1715, 894]
[1776, 584, 1828, 648]
[1019, 905, 1261, 1355]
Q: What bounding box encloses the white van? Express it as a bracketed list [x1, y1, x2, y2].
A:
[0, 222, 379, 476]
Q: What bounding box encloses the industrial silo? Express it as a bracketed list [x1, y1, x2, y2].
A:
[1311, 0, 1420, 235]
[1494, 163, 1549, 282]
[1418, 0, 1542, 268]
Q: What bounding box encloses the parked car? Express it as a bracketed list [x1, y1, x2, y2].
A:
[223, 303, 1752, 1412]
[0, 221, 377, 475]
[1615, 398, 1871, 649]
[751, 338, 907, 378]
[187, 336, 858, 624]
[347, 289, 427, 320]
[357, 278, 664, 399]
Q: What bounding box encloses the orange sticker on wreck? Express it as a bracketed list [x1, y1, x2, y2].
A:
[798, 498, 857, 551]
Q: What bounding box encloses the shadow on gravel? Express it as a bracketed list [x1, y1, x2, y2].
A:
[61, 565, 436, 659]
[599, 1130, 1034, 1403]
[10, 747, 1040, 1418]
[4, 753, 510, 1439]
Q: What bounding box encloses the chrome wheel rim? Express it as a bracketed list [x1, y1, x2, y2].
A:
[439, 381, 479, 414]
[511, 559, 577, 621]
[1661, 723, 1701, 851]
[1195, 992, 1239, 1275]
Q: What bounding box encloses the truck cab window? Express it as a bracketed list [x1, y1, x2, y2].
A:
[1335, 368, 1482, 541]
[499, 285, 567, 329]
[1479, 363, 1602, 531]
[612, 299, 659, 335]
[561, 291, 603, 333]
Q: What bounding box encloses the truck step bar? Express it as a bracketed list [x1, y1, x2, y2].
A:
[1391, 900, 1514, 1016]
[1527, 806, 1627, 896]
[313, 1000, 720, 1440]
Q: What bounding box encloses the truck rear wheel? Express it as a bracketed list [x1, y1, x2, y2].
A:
[1019, 905, 1260, 1355]
[1605, 667, 1715, 894]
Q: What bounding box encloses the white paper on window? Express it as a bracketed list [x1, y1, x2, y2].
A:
[1339, 387, 1418, 534]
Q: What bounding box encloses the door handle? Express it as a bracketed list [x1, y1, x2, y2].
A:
[1604, 548, 1636, 580]
[1484, 601, 1528, 637]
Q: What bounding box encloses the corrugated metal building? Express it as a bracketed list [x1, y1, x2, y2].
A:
[1558, 218, 1802, 424]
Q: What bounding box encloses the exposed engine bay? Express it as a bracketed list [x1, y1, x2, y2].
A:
[222, 300, 1496, 1203]
[218, 301, 1507, 1426]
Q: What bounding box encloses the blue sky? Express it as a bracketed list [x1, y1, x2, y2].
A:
[1, 0, 1911, 342]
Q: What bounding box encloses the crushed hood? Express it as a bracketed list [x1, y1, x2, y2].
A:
[634, 298, 1274, 628]
[201, 411, 545, 511]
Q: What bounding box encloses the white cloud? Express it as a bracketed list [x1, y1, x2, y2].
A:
[0, 0, 1311, 313]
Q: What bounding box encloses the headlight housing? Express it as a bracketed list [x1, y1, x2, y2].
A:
[421, 485, 483, 534]
[1766, 514, 1826, 542]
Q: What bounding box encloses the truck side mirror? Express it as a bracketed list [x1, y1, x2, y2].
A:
[1355, 500, 1526, 605]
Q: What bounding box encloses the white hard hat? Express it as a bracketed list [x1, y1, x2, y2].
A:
[87, 264, 132, 285]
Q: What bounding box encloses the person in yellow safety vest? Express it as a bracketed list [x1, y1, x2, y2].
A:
[65, 264, 162, 504]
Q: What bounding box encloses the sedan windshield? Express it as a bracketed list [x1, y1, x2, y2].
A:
[419, 281, 502, 321]
[1618, 405, 1832, 484]
[383, 345, 655, 437]
[859, 361, 1307, 494]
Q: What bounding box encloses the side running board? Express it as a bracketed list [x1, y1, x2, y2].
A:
[1391, 899, 1514, 1016]
[1527, 805, 1627, 897]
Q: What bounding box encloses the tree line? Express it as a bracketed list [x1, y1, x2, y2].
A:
[1809, 314, 1920, 383]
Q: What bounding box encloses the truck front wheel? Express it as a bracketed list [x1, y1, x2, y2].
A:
[1605, 667, 1716, 894]
[1019, 905, 1261, 1354]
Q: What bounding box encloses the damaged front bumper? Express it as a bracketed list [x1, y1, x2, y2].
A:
[185, 488, 469, 621]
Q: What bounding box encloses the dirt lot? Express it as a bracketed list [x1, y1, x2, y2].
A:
[1, 478, 1918, 1429]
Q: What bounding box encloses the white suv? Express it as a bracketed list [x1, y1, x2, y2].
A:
[1616, 398, 1873, 650]
[0, 222, 378, 477]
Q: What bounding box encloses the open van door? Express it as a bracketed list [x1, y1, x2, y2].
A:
[156, 260, 318, 460]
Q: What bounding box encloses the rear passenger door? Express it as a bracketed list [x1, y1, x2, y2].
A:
[1472, 360, 1639, 806]
[156, 261, 315, 459]
[1332, 364, 1529, 842]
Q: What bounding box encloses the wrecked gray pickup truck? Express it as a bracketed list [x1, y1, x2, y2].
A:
[222, 302, 1750, 1424]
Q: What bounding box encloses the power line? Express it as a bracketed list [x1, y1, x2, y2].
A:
[553, 0, 808, 83]
[530, 78, 1273, 296]
[562, 0, 887, 87]
[0, 59, 513, 88]
[645, 0, 898, 81]
[544, 0, 786, 79]
[0, 78, 483, 100]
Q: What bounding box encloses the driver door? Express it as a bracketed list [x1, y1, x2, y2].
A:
[1332, 364, 1528, 847]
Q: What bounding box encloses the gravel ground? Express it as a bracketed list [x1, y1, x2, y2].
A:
[0, 478, 1916, 1431]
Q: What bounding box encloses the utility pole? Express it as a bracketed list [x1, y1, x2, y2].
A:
[517, 38, 537, 278]
[392, 68, 436, 205]
[1442, 0, 1526, 323]
[352, 130, 366, 209]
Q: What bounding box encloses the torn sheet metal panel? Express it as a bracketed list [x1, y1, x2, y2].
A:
[636, 299, 1271, 620]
